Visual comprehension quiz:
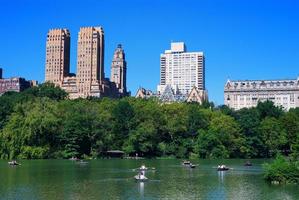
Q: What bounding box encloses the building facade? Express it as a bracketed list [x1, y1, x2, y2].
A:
[224, 78, 299, 110]
[110, 44, 127, 94]
[76, 27, 105, 98]
[0, 68, 37, 95]
[151, 42, 207, 103]
[135, 85, 208, 104]
[45, 27, 129, 99]
[135, 87, 153, 99]
[45, 29, 70, 86]
[157, 42, 205, 95]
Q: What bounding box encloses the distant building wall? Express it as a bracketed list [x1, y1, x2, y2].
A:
[0, 77, 31, 94]
[224, 78, 299, 110]
[76, 27, 104, 98]
[45, 29, 70, 86]
[0, 69, 37, 95]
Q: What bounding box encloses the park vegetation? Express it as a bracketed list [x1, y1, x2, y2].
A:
[0, 83, 299, 161]
[263, 155, 299, 184]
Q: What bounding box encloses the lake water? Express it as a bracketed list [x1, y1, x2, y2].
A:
[0, 159, 298, 200]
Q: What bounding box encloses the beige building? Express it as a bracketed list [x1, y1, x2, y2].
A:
[61, 74, 78, 98]
[111, 44, 127, 94]
[45, 29, 70, 86]
[45, 27, 128, 99]
[76, 27, 105, 98]
[135, 87, 153, 99]
[186, 86, 208, 104]
[224, 78, 299, 110]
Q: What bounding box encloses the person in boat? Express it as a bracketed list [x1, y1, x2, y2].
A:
[182, 160, 191, 165]
[244, 161, 252, 166]
[140, 171, 145, 178]
[218, 165, 227, 169]
[8, 160, 19, 165]
[139, 164, 147, 170]
[137, 171, 146, 180]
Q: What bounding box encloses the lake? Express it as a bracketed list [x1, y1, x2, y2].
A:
[0, 159, 298, 200]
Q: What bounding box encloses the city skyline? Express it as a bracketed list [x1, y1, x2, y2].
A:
[1, 0, 299, 104]
[45, 27, 128, 99]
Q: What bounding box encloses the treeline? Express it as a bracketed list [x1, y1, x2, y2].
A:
[0, 83, 299, 159]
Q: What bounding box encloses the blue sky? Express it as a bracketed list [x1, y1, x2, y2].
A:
[0, 0, 298, 104]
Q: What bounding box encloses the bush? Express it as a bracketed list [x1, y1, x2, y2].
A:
[263, 155, 299, 184]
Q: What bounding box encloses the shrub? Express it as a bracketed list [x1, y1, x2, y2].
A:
[263, 155, 299, 184]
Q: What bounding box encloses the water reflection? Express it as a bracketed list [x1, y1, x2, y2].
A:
[218, 170, 225, 183]
[138, 181, 144, 197]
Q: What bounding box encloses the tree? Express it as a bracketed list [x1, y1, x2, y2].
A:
[235, 108, 262, 157]
[279, 112, 299, 157]
[187, 104, 208, 137]
[23, 82, 68, 101]
[0, 98, 61, 159]
[123, 120, 159, 156]
[195, 113, 245, 158]
[256, 100, 283, 119]
[259, 117, 287, 157]
[111, 99, 135, 149]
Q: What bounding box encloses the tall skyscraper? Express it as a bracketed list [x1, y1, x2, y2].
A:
[45, 26, 129, 99]
[45, 29, 70, 85]
[110, 44, 127, 94]
[76, 27, 105, 98]
[157, 42, 205, 95]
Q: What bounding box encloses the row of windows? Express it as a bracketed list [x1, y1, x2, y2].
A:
[233, 81, 296, 88]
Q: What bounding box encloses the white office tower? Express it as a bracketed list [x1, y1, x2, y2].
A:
[157, 42, 205, 98]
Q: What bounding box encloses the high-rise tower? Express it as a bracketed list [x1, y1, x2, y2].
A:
[110, 44, 127, 94]
[157, 42, 205, 95]
[76, 27, 104, 98]
[45, 29, 70, 85]
[44, 26, 129, 99]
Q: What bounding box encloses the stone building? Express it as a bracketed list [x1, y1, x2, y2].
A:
[45, 29, 70, 86]
[186, 86, 208, 104]
[136, 85, 207, 104]
[135, 87, 153, 99]
[0, 68, 37, 95]
[224, 78, 299, 110]
[76, 27, 105, 98]
[45, 27, 129, 99]
[111, 44, 128, 95]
